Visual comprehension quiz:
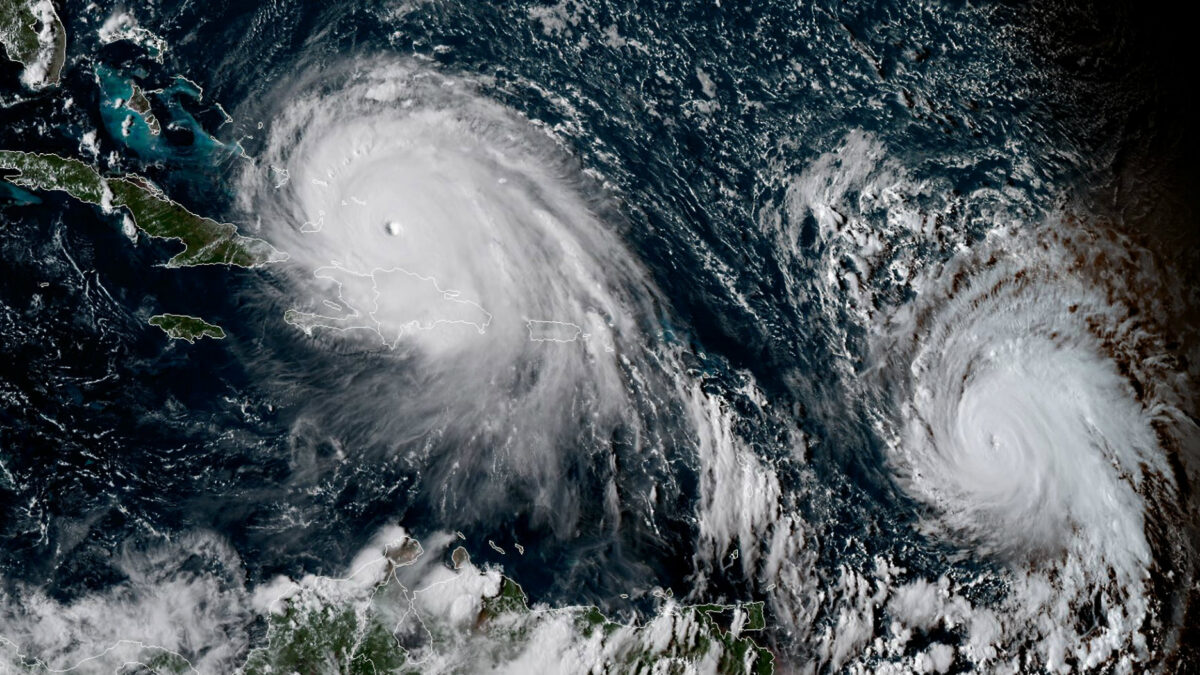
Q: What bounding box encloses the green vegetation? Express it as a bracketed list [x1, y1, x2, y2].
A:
[0, 150, 285, 267]
[264, 566, 772, 674]
[698, 603, 773, 675]
[480, 577, 529, 619]
[0, 0, 39, 63]
[578, 605, 623, 638]
[139, 648, 194, 674]
[148, 314, 226, 343]
[0, 0, 66, 87]
[694, 602, 767, 631]
[245, 558, 775, 675]
[243, 603, 409, 675]
[106, 177, 282, 267]
[0, 151, 107, 202]
[744, 602, 767, 631]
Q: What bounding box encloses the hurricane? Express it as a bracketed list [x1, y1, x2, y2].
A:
[874, 223, 1198, 665]
[750, 129, 1200, 670]
[878, 226, 1173, 558]
[2, 0, 1199, 672]
[235, 58, 702, 551]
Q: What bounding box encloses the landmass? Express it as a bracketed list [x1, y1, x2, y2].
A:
[526, 319, 583, 342]
[0, 150, 286, 267]
[243, 532, 775, 675]
[0, 0, 66, 88]
[97, 10, 168, 61]
[93, 66, 246, 167]
[148, 314, 225, 343]
[124, 84, 162, 135]
[283, 264, 491, 347]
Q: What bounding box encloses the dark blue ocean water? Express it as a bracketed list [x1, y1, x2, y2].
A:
[3, 0, 1195, 668]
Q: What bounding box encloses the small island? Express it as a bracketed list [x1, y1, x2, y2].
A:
[0, 150, 286, 267]
[125, 84, 163, 135]
[148, 314, 226, 343]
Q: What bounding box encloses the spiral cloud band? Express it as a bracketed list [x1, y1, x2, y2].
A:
[236, 60, 697, 540]
[871, 225, 1192, 666]
[258, 63, 642, 359]
[771, 133, 1198, 669]
[881, 231, 1169, 566]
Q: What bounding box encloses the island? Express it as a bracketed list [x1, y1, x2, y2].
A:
[0, 0, 66, 88]
[526, 319, 584, 342]
[124, 84, 163, 135]
[148, 314, 225, 343]
[0, 150, 286, 267]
